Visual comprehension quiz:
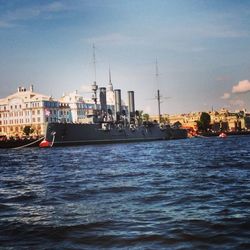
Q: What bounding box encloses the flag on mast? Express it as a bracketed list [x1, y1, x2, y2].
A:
[45, 109, 50, 117]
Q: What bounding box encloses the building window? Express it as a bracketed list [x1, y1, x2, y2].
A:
[37, 117, 40, 122]
[32, 110, 35, 115]
[37, 110, 40, 115]
[32, 118, 36, 122]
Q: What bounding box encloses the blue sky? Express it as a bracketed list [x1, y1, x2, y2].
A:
[0, 0, 250, 114]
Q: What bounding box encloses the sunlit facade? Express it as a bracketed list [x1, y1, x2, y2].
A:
[0, 86, 59, 137]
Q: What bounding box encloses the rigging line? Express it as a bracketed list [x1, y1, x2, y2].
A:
[13, 136, 45, 150]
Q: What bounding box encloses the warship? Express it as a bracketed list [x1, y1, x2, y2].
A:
[40, 47, 186, 148]
[40, 82, 187, 148]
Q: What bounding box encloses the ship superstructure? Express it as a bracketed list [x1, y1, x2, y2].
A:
[40, 83, 187, 147]
[39, 48, 187, 147]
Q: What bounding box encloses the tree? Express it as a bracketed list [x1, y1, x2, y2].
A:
[23, 126, 34, 136]
[195, 120, 203, 131]
[135, 110, 143, 125]
[142, 113, 150, 122]
[199, 112, 211, 132]
[161, 116, 170, 124]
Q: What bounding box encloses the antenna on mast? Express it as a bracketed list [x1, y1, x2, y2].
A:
[109, 64, 112, 84]
[155, 57, 159, 80]
[91, 44, 98, 107]
[92, 43, 97, 82]
[155, 57, 161, 123]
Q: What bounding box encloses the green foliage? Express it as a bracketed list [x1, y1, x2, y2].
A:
[198, 112, 211, 132]
[135, 110, 144, 124]
[142, 113, 150, 121]
[23, 126, 34, 136]
[161, 116, 169, 124]
[195, 120, 203, 131]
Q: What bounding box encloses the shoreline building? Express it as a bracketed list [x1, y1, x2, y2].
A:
[0, 82, 130, 137]
[0, 86, 59, 137]
[165, 109, 250, 132]
[60, 90, 85, 123]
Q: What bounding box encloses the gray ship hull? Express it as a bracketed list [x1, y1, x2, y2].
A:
[43, 123, 187, 146]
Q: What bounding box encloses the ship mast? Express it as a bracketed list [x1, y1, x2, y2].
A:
[155, 58, 161, 123]
[91, 44, 98, 109]
[109, 65, 112, 84]
[93, 43, 97, 83]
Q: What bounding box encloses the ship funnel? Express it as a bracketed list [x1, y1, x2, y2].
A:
[114, 89, 121, 121]
[99, 87, 107, 112]
[128, 91, 135, 123]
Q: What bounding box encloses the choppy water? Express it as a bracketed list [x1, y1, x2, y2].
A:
[0, 135, 250, 249]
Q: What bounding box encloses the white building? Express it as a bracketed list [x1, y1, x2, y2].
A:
[106, 79, 115, 106]
[60, 90, 87, 123]
[0, 86, 60, 137]
[106, 78, 127, 113]
[0, 81, 129, 137]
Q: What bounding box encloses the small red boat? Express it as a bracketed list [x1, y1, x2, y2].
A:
[39, 139, 52, 148]
[219, 132, 227, 138]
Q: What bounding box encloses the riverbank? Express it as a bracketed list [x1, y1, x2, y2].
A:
[200, 130, 250, 137]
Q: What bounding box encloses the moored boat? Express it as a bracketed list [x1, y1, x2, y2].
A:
[219, 132, 227, 138]
[0, 137, 44, 149]
[40, 84, 187, 148]
[40, 122, 187, 148]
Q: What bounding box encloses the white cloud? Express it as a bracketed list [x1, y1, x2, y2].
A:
[43, 2, 66, 12]
[232, 80, 250, 93]
[0, 20, 13, 28]
[221, 93, 231, 99]
[190, 47, 207, 52]
[0, 1, 68, 28]
[229, 99, 245, 107]
[84, 33, 146, 46]
[216, 75, 230, 82]
[80, 85, 92, 93]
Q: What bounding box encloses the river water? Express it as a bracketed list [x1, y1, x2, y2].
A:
[0, 135, 250, 249]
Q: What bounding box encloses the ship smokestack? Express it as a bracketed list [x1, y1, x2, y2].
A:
[128, 91, 135, 123]
[99, 87, 107, 112]
[114, 89, 121, 121]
